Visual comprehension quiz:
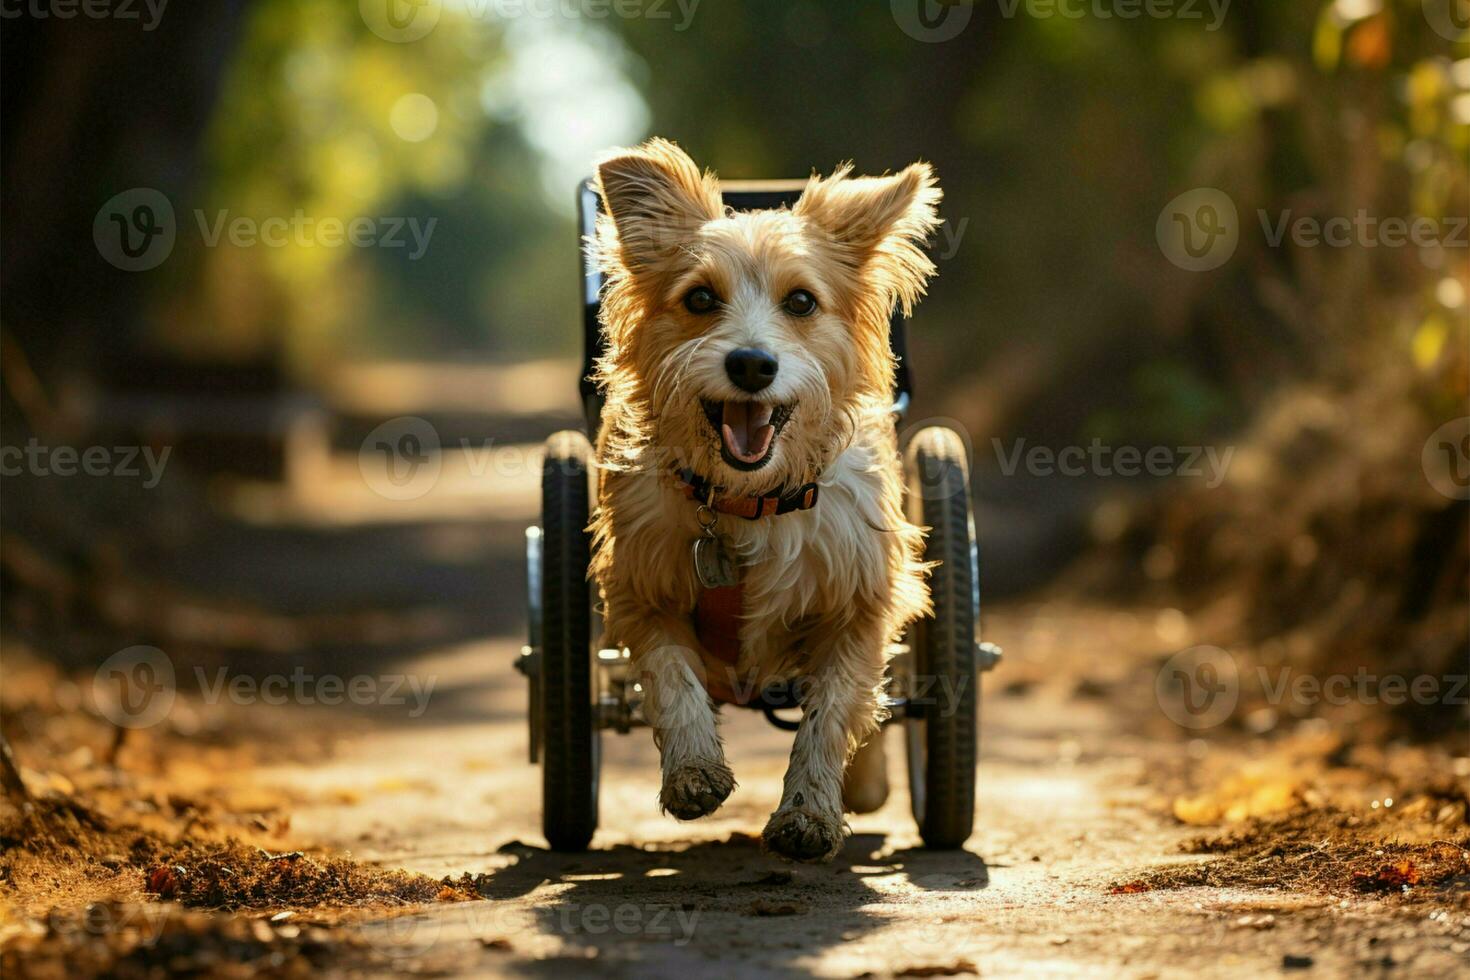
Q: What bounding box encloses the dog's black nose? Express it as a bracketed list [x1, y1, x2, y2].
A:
[725, 348, 778, 393]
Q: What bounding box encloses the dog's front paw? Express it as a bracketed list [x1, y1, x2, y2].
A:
[762, 804, 846, 862]
[660, 760, 735, 820]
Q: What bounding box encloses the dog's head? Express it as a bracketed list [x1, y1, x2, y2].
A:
[593, 138, 941, 493]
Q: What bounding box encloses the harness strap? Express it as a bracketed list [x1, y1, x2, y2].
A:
[694, 583, 748, 705]
[676, 467, 819, 520]
[677, 468, 818, 704]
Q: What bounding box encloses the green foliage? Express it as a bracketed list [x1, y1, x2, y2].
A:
[165, 0, 1466, 442]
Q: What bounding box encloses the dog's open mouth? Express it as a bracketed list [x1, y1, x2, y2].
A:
[701, 400, 794, 471]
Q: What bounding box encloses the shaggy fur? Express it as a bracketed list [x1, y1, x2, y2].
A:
[587, 139, 941, 862]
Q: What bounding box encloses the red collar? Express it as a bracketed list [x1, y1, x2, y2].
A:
[675, 467, 819, 520]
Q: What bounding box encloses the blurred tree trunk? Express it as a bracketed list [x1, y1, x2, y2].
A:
[0, 1, 248, 389]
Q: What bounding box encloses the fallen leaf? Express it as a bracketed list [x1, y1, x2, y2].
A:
[1351, 860, 1420, 892]
[1109, 881, 1151, 895]
[145, 865, 184, 899]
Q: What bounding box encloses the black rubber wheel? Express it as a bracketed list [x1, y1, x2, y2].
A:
[902, 426, 978, 849]
[539, 430, 598, 851]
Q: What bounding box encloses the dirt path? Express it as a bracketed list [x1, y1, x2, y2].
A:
[5, 430, 1465, 978]
[242, 605, 1467, 978]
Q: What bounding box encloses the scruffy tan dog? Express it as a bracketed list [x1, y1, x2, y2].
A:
[587, 139, 941, 862]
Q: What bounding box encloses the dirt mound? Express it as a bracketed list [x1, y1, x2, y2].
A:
[0, 647, 479, 979]
[140, 842, 469, 911]
[1, 791, 475, 914]
[1073, 369, 1469, 737]
[1113, 819, 1469, 901]
[1113, 738, 1470, 902]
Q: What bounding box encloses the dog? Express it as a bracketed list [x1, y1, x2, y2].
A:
[587, 139, 942, 862]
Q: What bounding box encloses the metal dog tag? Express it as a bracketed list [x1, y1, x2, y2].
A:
[692, 535, 738, 589]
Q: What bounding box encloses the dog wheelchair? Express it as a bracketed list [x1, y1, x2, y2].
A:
[517, 179, 1001, 852]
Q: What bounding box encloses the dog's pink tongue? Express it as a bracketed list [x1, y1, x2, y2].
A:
[721, 401, 775, 463]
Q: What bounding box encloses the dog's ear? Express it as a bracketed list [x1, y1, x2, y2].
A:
[794, 162, 942, 316]
[594, 139, 723, 275]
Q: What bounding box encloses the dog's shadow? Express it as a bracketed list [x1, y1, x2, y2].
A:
[479, 832, 989, 974]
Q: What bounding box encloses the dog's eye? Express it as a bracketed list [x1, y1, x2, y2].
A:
[783, 289, 817, 317]
[684, 287, 719, 314]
